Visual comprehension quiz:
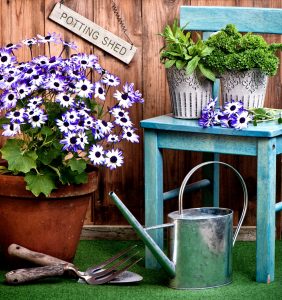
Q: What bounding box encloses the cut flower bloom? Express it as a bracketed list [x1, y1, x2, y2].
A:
[198, 98, 252, 130]
[0, 33, 143, 196]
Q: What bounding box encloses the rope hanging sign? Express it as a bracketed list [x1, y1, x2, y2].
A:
[49, 2, 136, 64]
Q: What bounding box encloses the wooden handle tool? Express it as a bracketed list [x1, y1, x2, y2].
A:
[8, 244, 74, 267]
[5, 265, 66, 285]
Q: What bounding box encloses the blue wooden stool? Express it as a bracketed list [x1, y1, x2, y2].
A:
[141, 6, 282, 283]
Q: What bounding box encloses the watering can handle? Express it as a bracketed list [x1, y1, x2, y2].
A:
[178, 161, 248, 246]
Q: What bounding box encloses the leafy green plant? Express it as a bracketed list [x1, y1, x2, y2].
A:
[205, 24, 282, 76]
[159, 20, 215, 81]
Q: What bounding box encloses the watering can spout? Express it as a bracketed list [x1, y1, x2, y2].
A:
[109, 192, 176, 278]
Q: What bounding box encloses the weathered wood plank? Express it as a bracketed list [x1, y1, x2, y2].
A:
[92, 0, 143, 226]
[158, 131, 258, 156]
[80, 225, 257, 241]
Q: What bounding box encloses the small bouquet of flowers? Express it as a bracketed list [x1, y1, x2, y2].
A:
[199, 98, 282, 130]
[0, 32, 143, 196]
[198, 98, 252, 130]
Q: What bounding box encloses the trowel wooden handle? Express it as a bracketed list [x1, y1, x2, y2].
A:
[5, 264, 66, 285]
[8, 244, 74, 267]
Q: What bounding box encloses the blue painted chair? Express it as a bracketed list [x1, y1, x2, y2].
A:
[141, 6, 282, 283]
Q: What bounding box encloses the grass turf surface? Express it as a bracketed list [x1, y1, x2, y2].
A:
[0, 240, 282, 299]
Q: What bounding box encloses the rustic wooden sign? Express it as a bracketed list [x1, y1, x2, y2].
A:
[49, 3, 136, 64]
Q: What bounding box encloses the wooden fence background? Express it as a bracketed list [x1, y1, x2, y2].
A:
[0, 0, 282, 231]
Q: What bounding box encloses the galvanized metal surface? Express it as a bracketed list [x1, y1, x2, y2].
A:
[168, 208, 233, 289]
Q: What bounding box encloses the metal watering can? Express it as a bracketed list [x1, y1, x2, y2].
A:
[110, 161, 248, 289]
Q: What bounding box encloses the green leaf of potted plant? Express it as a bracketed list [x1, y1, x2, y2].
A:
[159, 20, 216, 119]
[204, 24, 282, 108]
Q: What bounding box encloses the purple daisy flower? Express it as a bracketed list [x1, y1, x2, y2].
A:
[230, 110, 252, 130]
[2, 122, 21, 136]
[105, 148, 124, 170]
[60, 132, 79, 152]
[113, 82, 135, 108]
[198, 109, 215, 128]
[88, 144, 105, 166]
[37, 32, 60, 44]
[101, 73, 120, 87]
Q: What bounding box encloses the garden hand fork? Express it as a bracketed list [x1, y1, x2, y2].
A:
[5, 244, 142, 285]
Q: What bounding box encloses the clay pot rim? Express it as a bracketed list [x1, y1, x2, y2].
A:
[0, 160, 98, 199]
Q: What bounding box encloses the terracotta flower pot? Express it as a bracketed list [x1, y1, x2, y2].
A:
[0, 165, 98, 266]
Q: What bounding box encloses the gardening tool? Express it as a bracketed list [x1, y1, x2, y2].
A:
[5, 244, 142, 285]
[110, 161, 248, 289]
[7, 243, 143, 284]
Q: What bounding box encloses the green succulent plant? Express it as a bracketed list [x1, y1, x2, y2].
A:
[159, 20, 216, 81]
[204, 24, 282, 76]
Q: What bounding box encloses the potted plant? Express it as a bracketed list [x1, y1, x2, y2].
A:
[160, 20, 215, 119]
[0, 33, 143, 264]
[204, 24, 282, 108]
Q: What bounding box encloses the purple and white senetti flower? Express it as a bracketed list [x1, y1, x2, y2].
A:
[199, 98, 252, 130]
[0, 33, 144, 196]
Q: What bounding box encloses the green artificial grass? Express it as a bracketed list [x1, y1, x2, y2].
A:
[1, 240, 282, 300]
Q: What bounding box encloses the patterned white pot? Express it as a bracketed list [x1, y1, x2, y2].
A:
[166, 66, 213, 119]
[221, 69, 268, 108]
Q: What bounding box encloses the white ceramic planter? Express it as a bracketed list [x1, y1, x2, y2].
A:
[220, 69, 268, 108]
[166, 66, 213, 119]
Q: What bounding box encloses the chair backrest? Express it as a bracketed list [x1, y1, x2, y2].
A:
[180, 6, 282, 34]
[180, 6, 282, 99]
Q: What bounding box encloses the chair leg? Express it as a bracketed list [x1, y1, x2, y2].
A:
[144, 129, 163, 269]
[256, 139, 276, 283]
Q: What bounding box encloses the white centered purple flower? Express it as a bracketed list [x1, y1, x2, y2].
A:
[56, 93, 74, 108]
[76, 131, 89, 150]
[224, 100, 244, 115]
[101, 73, 120, 87]
[107, 134, 120, 143]
[56, 116, 76, 134]
[230, 110, 252, 130]
[28, 109, 47, 128]
[2, 123, 21, 137]
[113, 82, 136, 108]
[75, 79, 93, 98]
[22, 38, 37, 46]
[60, 132, 79, 152]
[122, 127, 139, 143]
[93, 82, 106, 100]
[114, 115, 133, 127]
[1, 91, 18, 109]
[0, 50, 16, 68]
[27, 97, 43, 108]
[46, 75, 65, 92]
[105, 149, 124, 170]
[88, 144, 105, 166]
[64, 110, 80, 125]
[96, 120, 113, 135]
[6, 108, 26, 123]
[37, 32, 60, 44]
